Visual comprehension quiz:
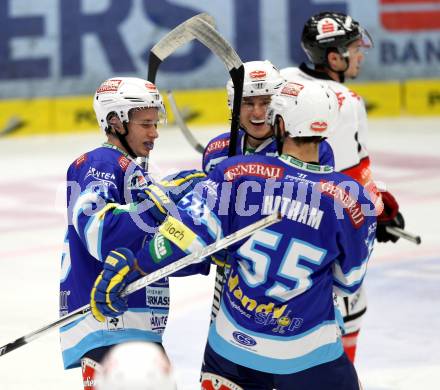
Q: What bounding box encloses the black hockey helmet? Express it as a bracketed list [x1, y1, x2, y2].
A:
[301, 12, 373, 66]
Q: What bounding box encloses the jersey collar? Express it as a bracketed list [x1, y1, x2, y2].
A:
[279, 154, 333, 173]
[299, 63, 334, 81]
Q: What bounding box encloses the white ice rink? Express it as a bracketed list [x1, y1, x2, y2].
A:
[0, 118, 439, 390]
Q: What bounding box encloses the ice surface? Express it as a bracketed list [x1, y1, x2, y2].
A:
[0, 117, 439, 389]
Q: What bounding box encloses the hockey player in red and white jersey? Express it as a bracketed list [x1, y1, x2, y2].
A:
[281, 11, 405, 363]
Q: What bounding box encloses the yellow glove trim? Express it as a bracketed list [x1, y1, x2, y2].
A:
[159, 172, 206, 187]
[90, 274, 105, 323]
[106, 265, 131, 313]
[144, 187, 169, 214]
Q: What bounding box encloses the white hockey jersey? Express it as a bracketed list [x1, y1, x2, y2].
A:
[281, 64, 372, 187]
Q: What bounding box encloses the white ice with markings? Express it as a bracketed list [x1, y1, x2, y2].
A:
[0, 118, 439, 390]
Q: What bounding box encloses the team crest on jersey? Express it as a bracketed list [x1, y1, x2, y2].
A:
[205, 138, 229, 155]
[96, 79, 122, 94]
[224, 163, 284, 181]
[75, 153, 87, 167]
[118, 155, 131, 171]
[280, 82, 304, 97]
[317, 180, 365, 228]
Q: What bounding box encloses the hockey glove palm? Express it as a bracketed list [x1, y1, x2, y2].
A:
[138, 169, 206, 223]
[376, 191, 405, 243]
[90, 248, 142, 322]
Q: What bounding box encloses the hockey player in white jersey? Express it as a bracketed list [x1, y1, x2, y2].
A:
[281, 11, 405, 362]
[90, 79, 377, 389]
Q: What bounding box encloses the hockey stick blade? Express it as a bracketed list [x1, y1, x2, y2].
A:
[167, 91, 205, 154]
[385, 226, 421, 245]
[147, 13, 216, 83]
[0, 212, 281, 358]
[0, 117, 25, 138]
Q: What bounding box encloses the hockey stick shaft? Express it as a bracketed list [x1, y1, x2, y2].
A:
[385, 226, 421, 245]
[167, 91, 205, 154]
[0, 117, 25, 137]
[0, 212, 280, 358]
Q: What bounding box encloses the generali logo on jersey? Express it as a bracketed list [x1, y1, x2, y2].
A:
[224, 163, 284, 181]
[118, 155, 131, 171]
[280, 82, 304, 97]
[205, 138, 229, 155]
[317, 180, 365, 228]
[96, 79, 122, 94]
[249, 70, 267, 79]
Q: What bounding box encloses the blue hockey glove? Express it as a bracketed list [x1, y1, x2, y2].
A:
[90, 248, 143, 322]
[138, 169, 206, 223]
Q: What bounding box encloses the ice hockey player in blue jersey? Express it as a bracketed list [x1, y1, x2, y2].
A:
[60, 77, 206, 390]
[90, 79, 377, 389]
[203, 60, 335, 324]
[202, 60, 335, 174]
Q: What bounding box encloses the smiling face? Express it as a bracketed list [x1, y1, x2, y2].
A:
[240, 95, 273, 147]
[108, 107, 159, 157]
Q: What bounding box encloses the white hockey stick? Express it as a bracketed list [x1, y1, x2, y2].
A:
[147, 13, 216, 83]
[386, 226, 421, 245]
[168, 91, 205, 154]
[0, 212, 281, 358]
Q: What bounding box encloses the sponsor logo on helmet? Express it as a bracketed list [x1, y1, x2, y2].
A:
[317, 180, 365, 228]
[249, 70, 267, 79]
[280, 82, 304, 97]
[310, 121, 328, 132]
[224, 163, 284, 181]
[232, 331, 257, 347]
[96, 79, 122, 94]
[321, 19, 336, 34]
[145, 82, 158, 91]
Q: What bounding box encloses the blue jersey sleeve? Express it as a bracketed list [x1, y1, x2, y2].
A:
[68, 158, 157, 262]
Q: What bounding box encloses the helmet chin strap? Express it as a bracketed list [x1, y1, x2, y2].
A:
[115, 122, 137, 159]
[273, 116, 285, 155]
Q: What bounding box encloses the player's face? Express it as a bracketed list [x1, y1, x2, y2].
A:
[240, 95, 273, 146]
[126, 108, 160, 157]
[344, 39, 365, 79]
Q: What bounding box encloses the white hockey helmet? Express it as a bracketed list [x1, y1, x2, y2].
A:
[267, 79, 339, 137]
[93, 77, 166, 132]
[95, 342, 176, 390]
[226, 60, 285, 108]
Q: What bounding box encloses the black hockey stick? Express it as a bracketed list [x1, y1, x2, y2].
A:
[0, 213, 281, 358]
[386, 226, 421, 245]
[167, 91, 205, 154]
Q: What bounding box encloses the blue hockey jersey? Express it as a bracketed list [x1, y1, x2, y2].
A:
[60, 143, 169, 369]
[138, 153, 376, 374]
[202, 129, 334, 173]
